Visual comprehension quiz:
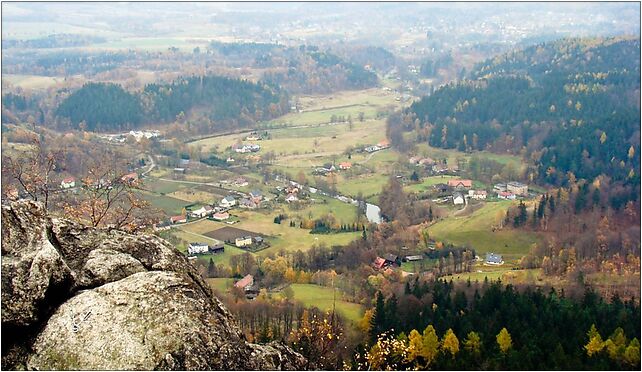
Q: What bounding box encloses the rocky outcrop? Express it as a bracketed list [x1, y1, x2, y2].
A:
[1, 200, 305, 370]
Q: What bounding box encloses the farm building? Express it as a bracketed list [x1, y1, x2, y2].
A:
[210, 243, 225, 254]
[486, 253, 504, 265]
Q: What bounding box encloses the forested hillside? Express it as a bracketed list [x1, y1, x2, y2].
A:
[54, 76, 287, 131]
[56, 82, 143, 131]
[407, 37, 640, 189]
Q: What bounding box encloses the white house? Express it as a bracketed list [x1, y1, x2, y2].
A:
[468, 190, 488, 200]
[235, 236, 252, 247]
[219, 195, 236, 208]
[285, 193, 299, 203]
[60, 177, 76, 189]
[507, 181, 529, 196]
[191, 205, 214, 218]
[453, 192, 465, 205]
[498, 191, 516, 200]
[187, 242, 209, 255]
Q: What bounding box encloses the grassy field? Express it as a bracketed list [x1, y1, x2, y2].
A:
[280, 284, 364, 323]
[191, 120, 387, 158]
[138, 191, 188, 215]
[427, 201, 542, 262]
[3, 74, 64, 90]
[179, 214, 361, 255]
[207, 277, 233, 294]
[404, 175, 457, 193]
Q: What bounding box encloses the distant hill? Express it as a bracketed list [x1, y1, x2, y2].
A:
[407, 37, 640, 187]
[55, 76, 287, 131]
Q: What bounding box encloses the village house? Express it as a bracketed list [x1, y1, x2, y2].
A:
[372, 257, 388, 270]
[235, 236, 253, 247]
[448, 179, 473, 190]
[219, 195, 237, 208]
[285, 193, 299, 203]
[486, 252, 504, 265]
[384, 253, 400, 267]
[433, 183, 449, 193]
[498, 191, 516, 200]
[191, 205, 214, 218]
[211, 212, 230, 221]
[60, 177, 76, 189]
[153, 220, 172, 231]
[235, 274, 254, 291]
[507, 181, 529, 196]
[234, 177, 249, 187]
[493, 183, 507, 193]
[364, 145, 381, 153]
[173, 167, 186, 175]
[432, 164, 449, 173]
[249, 190, 263, 203]
[468, 189, 488, 200]
[408, 156, 421, 165]
[377, 140, 391, 149]
[245, 132, 260, 141]
[187, 242, 209, 255]
[419, 157, 436, 166]
[120, 172, 138, 184]
[239, 198, 258, 209]
[453, 192, 465, 205]
[338, 162, 352, 170]
[170, 215, 187, 224]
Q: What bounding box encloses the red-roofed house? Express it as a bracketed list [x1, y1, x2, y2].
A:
[60, 177, 76, 189]
[170, 215, 187, 224]
[373, 257, 387, 270]
[121, 172, 138, 183]
[338, 162, 352, 170]
[377, 140, 390, 149]
[498, 191, 516, 200]
[447, 179, 473, 189]
[235, 274, 254, 290]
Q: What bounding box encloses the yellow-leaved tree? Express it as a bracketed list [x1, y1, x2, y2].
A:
[463, 331, 482, 355]
[584, 324, 605, 357]
[441, 328, 460, 358]
[422, 325, 440, 367]
[496, 327, 513, 354]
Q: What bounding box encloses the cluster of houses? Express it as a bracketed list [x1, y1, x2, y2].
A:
[494, 182, 529, 199]
[313, 161, 352, 176]
[187, 242, 225, 256]
[364, 140, 391, 153]
[232, 143, 261, 153]
[99, 130, 161, 143]
[430, 178, 529, 206]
